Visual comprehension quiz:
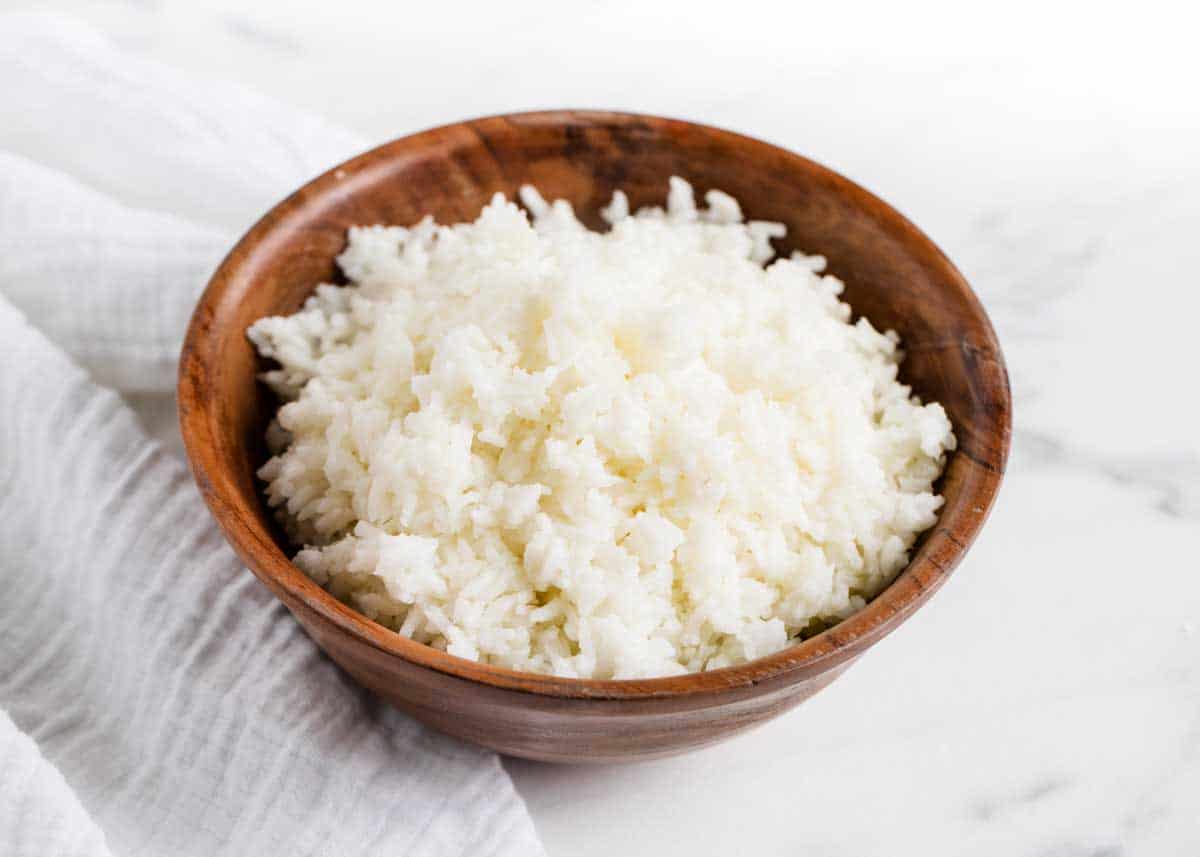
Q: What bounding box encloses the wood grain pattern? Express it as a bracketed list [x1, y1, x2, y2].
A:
[178, 110, 1011, 762]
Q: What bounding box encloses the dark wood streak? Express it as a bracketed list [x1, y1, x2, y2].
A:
[466, 123, 510, 183]
[938, 527, 969, 549]
[177, 110, 1011, 762]
[905, 339, 1002, 358]
[958, 446, 1005, 475]
[924, 552, 950, 573]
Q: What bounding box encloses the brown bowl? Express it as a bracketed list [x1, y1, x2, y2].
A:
[179, 110, 1010, 763]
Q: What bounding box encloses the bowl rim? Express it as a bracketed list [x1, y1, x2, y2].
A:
[179, 108, 1011, 701]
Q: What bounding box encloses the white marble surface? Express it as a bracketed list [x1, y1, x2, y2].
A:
[5, 1, 1197, 854]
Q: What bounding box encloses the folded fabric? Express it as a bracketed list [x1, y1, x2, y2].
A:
[0, 10, 367, 394]
[0, 150, 228, 393]
[0, 13, 543, 857]
[0, 12, 364, 232]
[0, 710, 112, 857]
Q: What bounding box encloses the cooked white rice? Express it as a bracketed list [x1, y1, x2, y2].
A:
[247, 177, 955, 679]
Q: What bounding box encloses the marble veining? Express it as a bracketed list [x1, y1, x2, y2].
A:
[968, 774, 1073, 822]
[1020, 430, 1200, 521]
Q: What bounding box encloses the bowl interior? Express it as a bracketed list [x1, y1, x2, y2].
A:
[180, 110, 1010, 698]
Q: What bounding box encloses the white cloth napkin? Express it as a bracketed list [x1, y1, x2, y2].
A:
[0, 13, 544, 857]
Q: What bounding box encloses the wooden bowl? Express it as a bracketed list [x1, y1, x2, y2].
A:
[179, 110, 1010, 763]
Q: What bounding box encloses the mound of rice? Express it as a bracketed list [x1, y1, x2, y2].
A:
[247, 178, 955, 679]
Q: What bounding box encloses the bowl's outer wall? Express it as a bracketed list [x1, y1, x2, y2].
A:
[301, 596, 856, 761]
[179, 111, 1010, 762]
